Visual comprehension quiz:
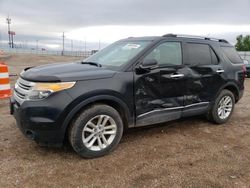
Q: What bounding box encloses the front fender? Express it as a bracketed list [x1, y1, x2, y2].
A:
[60, 94, 134, 140]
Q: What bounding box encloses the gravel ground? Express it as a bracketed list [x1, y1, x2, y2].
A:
[0, 54, 250, 188]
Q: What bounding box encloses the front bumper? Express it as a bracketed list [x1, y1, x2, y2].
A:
[10, 91, 73, 147]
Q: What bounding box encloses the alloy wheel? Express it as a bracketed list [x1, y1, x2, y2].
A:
[82, 115, 117, 151]
[217, 95, 233, 120]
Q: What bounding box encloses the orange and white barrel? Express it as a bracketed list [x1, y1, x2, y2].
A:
[0, 50, 4, 56]
[0, 62, 11, 99]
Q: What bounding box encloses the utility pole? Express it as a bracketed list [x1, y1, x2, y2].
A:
[71, 40, 73, 52]
[84, 37, 87, 56]
[0, 31, 2, 48]
[25, 40, 28, 49]
[98, 39, 101, 50]
[36, 40, 39, 54]
[62, 32, 65, 56]
[11, 33, 14, 48]
[6, 16, 11, 48]
[36, 40, 39, 50]
[6, 16, 15, 48]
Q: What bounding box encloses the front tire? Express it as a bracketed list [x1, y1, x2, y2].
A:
[207, 89, 235, 124]
[69, 104, 123, 158]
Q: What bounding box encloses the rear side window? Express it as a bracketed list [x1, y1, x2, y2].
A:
[186, 43, 218, 66]
[221, 46, 242, 64]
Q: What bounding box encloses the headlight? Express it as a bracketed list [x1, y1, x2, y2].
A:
[27, 82, 76, 100]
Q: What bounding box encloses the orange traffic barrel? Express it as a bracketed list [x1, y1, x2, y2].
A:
[0, 62, 11, 99]
[0, 50, 4, 55]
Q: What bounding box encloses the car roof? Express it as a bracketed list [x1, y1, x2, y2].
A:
[120, 36, 161, 41]
[120, 34, 232, 46]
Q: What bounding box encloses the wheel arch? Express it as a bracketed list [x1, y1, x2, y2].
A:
[62, 95, 134, 142]
[217, 82, 240, 103]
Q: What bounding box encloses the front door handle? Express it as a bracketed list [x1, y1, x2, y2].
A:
[216, 69, 225, 73]
[170, 73, 184, 78]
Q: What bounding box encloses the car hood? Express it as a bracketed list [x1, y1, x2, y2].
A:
[20, 62, 117, 82]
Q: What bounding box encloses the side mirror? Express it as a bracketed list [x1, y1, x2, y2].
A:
[140, 58, 158, 69]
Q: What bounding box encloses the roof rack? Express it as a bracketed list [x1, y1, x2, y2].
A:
[162, 33, 228, 43]
[162, 33, 177, 37]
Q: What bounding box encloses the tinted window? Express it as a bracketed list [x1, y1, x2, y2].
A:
[221, 46, 242, 64]
[144, 42, 182, 66]
[186, 43, 213, 65]
[210, 48, 219, 64]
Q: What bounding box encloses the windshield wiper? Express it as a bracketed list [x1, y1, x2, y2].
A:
[81, 61, 102, 67]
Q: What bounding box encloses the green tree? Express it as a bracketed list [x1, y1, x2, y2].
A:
[235, 35, 250, 51]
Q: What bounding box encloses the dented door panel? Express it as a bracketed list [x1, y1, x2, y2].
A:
[184, 65, 226, 106]
[134, 66, 185, 126]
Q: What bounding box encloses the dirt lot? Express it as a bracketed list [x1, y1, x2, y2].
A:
[0, 54, 250, 188]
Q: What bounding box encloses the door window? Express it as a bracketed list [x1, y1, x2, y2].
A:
[186, 43, 219, 65]
[144, 42, 182, 66]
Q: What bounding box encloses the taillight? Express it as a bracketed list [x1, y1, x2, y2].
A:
[242, 65, 246, 78]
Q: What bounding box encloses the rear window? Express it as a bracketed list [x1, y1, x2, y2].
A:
[221, 46, 242, 64]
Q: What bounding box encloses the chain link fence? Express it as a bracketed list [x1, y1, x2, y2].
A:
[238, 51, 250, 61]
[1, 48, 249, 62]
[0, 48, 92, 57]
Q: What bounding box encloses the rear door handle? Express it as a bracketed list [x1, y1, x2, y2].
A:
[170, 73, 184, 78]
[216, 69, 225, 73]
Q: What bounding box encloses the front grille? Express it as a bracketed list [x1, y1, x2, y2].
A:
[14, 78, 35, 104]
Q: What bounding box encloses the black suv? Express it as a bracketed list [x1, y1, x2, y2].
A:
[10, 34, 245, 158]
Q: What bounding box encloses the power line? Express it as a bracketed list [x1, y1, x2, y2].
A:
[71, 39, 73, 52]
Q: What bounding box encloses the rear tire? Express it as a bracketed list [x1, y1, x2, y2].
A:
[207, 89, 235, 124]
[69, 104, 123, 158]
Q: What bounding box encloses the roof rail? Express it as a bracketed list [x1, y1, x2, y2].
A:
[218, 39, 228, 43]
[162, 33, 177, 37]
[162, 33, 228, 43]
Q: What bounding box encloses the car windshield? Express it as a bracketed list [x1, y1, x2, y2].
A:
[82, 41, 151, 68]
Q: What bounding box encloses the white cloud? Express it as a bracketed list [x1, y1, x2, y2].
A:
[1, 0, 250, 49]
[45, 44, 60, 49]
[66, 24, 250, 43]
